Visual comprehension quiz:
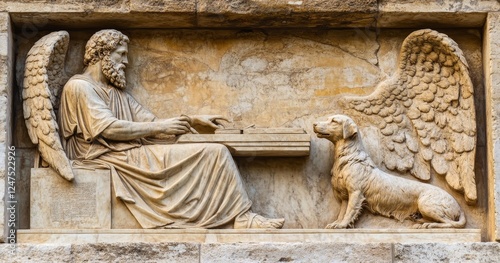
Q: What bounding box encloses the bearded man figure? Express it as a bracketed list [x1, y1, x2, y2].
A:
[59, 29, 284, 229]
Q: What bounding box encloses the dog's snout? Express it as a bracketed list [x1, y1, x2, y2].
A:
[313, 123, 317, 127]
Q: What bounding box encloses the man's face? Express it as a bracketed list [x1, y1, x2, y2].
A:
[102, 42, 128, 89]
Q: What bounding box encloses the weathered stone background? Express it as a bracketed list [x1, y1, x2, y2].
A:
[3, 0, 500, 261]
[12, 28, 486, 232]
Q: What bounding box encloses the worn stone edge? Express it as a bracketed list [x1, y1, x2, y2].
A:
[484, 12, 500, 242]
[2, 1, 498, 29]
[0, 12, 12, 244]
[2, 0, 498, 14]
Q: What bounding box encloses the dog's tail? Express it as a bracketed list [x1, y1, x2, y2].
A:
[448, 210, 466, 228]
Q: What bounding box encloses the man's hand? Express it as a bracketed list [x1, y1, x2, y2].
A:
[190, 115, 230, 129]
[161, 116, 194, 135]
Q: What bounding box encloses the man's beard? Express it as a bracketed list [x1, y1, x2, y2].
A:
[102, 56, 126, 89]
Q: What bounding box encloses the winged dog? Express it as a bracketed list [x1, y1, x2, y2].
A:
[314, 115, 465, 229]
[341, 29, 477, 204]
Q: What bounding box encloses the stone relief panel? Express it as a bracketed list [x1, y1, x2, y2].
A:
[314, 114, 466, 229]
[22, 29, 286, 230]
[311, 29, 479, 228]
[14, 28, 485, 230]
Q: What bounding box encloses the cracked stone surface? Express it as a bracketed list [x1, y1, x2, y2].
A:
[0, 243, 199, 262]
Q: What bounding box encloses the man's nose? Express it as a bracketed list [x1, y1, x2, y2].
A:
[122, 57, 129, 66]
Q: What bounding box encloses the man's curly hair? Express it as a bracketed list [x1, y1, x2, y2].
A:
[84, 29, 129, 66]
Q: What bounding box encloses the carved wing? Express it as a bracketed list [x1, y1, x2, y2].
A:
[22, 31, 74, 181]
[341, 29, 477, 204]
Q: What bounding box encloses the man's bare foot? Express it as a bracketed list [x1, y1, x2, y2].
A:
[234, 211, 285, 229]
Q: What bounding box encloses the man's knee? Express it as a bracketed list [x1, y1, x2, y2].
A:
[205, 143, 231, 156]
[206, 143, 228, 151]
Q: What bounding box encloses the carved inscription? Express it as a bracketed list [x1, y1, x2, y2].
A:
[50, 182, 97, 222]
[30, 168, 111, 229]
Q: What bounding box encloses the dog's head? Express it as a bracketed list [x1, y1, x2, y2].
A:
[313, 115, 358, 143]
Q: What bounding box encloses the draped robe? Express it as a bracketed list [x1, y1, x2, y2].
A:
[59, 74, 252, 228]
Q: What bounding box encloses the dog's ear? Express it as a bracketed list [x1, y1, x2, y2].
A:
[342, 118, 358, 139]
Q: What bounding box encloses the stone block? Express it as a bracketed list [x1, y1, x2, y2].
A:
[394, 243, 500, 263]
[0, 33, 7, 57]
[0, 244, 72, 263]
[0, 12, 8, 32]
[130, 0, 196, 13]
[0, 243, 199, 262]
[380, 0, 500, 13]
[16, 148, 36, 229]
[201, 242, 392, 263]
[378, 0, 497, 28]
[30, 168, 111, 229]
[71, 243, 200, 263]
[0, 0, 129, 13]
[197, 0, 378, 28]
[16, 229, 481, 244]
[484, 12, 500, 241]
[128, 0, 197, 28]
[10, 12, 197, 30]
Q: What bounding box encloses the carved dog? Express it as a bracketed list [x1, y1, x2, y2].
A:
[313, 115, 466, 229]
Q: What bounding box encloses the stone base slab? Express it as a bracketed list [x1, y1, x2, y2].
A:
[17, 229, 481, 244]
[30, 168, 111, 229]
[3, 241, 500, 263]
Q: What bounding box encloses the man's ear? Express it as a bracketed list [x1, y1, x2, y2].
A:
[342, 118, 358, 139]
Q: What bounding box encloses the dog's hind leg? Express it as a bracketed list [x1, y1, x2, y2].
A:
[414, 211, 466, 229]
[327, 190, 364, 229]
[415, 195, 466, 229]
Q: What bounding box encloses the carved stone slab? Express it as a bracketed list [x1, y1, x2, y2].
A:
[177, 132, 310, 157]
[30, 168, 111, 229]
[16, 229, 481, 244]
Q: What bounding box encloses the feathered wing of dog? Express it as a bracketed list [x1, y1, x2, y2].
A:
[22, 31, 74, 181]
[340, 29, 476, 205]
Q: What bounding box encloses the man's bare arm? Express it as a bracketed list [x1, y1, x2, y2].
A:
[101, 116, 191, 141]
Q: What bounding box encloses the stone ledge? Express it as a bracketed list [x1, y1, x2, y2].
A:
[377, 12, 487, 28]
[130, 0, 196, 13]
[379, 0, 500, 13]
[4, 1, 497, 29]
[17, 229, 481, 244]
[196, 0, 377, 28]
[0, 1, 130, 13]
